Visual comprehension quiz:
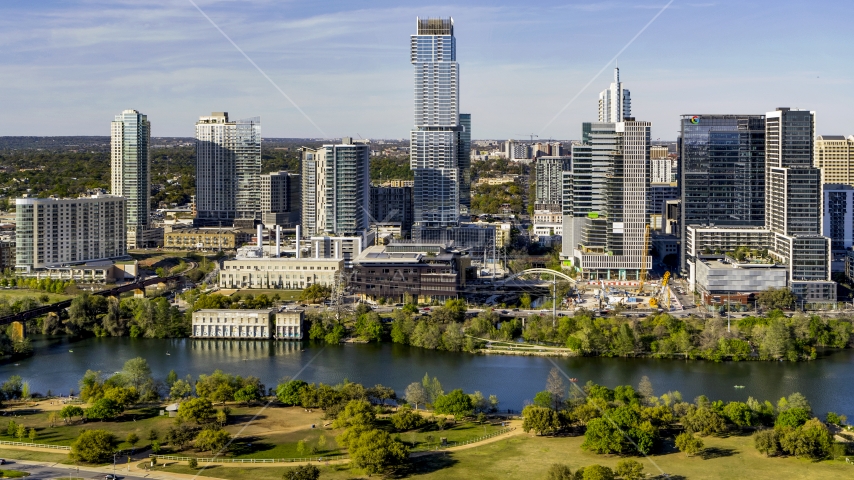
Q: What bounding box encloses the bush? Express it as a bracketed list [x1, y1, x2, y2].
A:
[282, 465, 320, 480]
[674, 432, 704, 457]
[187, 458, 198, 469]
[614, 459, 644, 480]
[753, 429, 781, 457]
[775, 407, 811, 428]
[577, 464, 614, 480]
[70, 430, 116, 463]
[390, 405, 427, 431]
[545, 463, 572, 480]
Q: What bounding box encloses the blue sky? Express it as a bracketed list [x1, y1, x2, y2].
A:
[1, 0, 852, 140]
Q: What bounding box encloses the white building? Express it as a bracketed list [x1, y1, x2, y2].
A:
[598, 68, 631, 123]
[274, 308, 304, 340]
[192, 309, 273, 339]
[218, 256, 343, 289]
[195, 112, 261, 228]
[15, 195, 127, 273]
[111, 109, 151, 248]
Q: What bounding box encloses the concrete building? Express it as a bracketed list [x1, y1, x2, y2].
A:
[192, 309, 273, 339]
[164, 227, 248, 250]
[414, 222, 497, 265]
[0, 238, 14, 272]
[111, 109, 151, 248]
[370, 186, 414, 234]
[300, 139, 370, 236]
[274, 308, 305, 340]
[505, 140, 530, 161]
[650, 145, 668, 159]
[649, 183, 679, 222]
[564, 120, 652, 280]
[535, 156, 571, 208]
[260, 172, 300, 228]
[195, 112, 261, 228]
[351, 243, 470, 303]
[598, 68, 631, 122]
[695, 257, 787, 310]
[218, 256, 343, 289]
[15, 195, 126, 273]
[815, 135, 854, 185]
[411, 17, 462, 227]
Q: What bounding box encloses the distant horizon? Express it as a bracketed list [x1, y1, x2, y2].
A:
[2, 1, 853, 139]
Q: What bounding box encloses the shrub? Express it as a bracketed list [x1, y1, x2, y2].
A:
[674, 432, 704, 457]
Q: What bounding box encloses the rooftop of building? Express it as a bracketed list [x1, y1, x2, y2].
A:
[816, 135, 851, 141]
[823, 183, 854, 191]
[193, 308, 273, 314]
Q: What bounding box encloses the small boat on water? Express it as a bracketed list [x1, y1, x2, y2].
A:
[734, 385, 745, 389]
[166, 352, 171, 356]
[68, 350, 74, 353]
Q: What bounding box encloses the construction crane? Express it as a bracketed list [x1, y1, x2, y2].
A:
[636, 224, 651, 295]
[649, 271, 671, 310]
[515, 133, 538, 141]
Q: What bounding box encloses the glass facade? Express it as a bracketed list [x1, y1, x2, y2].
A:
[679, 114, 765, 271]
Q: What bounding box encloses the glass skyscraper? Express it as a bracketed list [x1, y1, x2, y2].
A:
[111, 109, 150, 248]
[410, 17, 460, 227]
[679, 114, 766, 271]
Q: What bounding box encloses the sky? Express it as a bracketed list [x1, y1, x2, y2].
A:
[1, 0, 853, 141]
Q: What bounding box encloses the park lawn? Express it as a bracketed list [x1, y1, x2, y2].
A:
[234, 289, 301, 301]
[152, 433, 854, 480]
[0, 289, 73, 303]
[383, 420, 506, 450]
[0, 469, 31, 477]
[225, 428, 344, 459]
[1, 405, 174, 447]
[0, 448, 70, 464]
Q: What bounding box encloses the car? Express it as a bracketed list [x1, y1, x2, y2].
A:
[500, 310, 508, 314]
[512, 308, 520, 312]
[104, 475, 117, 480]
[0, 459, 5, 465]
[422, 307, 431, 312]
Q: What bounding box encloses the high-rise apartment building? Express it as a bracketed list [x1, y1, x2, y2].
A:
[458, 113, 472, 211]
[505, 140, 530, 161]
[598, 68, 631, 122]
[650, 146, 676, 183]
[410, 17, 461, 227]
[370, 186, 414, 233]
[195, 112, 261, 228]
[110, 109, 150, 249]
[535, 156, 571, 208]
[260, 171, 300, 228]
[564, 121, 652, 280]
[300, 138, 370, 237]
[822, 184, 854, 253]
[15, 195, 126, 273]
[679, 114, 766, 271]
[815, 135, 854, 185]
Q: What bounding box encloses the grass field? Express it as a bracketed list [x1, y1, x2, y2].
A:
[0, 469, 31, 477]
[0, 448, 69, 464]
[233, 289, 301, 301]
[153, 432, 854, 480]
[0, 289, 73, 303]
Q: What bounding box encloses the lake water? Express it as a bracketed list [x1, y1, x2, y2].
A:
[3, 336, 853, 418]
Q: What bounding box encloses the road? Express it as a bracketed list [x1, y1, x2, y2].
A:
[1, 461, 151, 480]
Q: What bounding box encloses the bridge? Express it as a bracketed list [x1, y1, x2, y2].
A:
[0, 275, 183, 327]
[498, 268, 576, 285]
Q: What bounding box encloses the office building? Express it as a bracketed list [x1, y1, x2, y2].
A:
[822, 184, 854, 272]
[679, 114, 766, 271]
[15, 195, 126, 273]
[650, 145, 676, 183]
[111, 109, 151, 249]
[564, 121, 652, 280]
[260, 171, 300, 228]
[414, 222, 497, 264]
[164, 227, 248, 250]
[195, 112, 261, 228]
[598, 68, 631, 122]
[535, 156, 571, 208]
[300, 138, 370, 237]
[815, 135, 854, 185]
[370, 186, 414, 233]
[649, 183, 679, 221]
[459, 113, 472, 211]
[351, 243, 470, 303]
[410, 17, 461, 227]
[219, 256, 343, 289]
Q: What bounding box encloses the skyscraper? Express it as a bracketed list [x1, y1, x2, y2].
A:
[111, 109, 150, 248]
[300, 138, 370, 236]
[194, 112, 261, 228]
[598, 68, 631, 122]
[679, 114, 766, 271]
[260, 171, 300, 228]
[535, 156, 571, 208]
[564, 120, 652, 280]
[815, 135, 854, 185]
[410, 17, 460, 227]
[458, 113, 472, 212]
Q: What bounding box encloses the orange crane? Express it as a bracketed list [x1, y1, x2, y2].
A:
[650, 271, 671, 309]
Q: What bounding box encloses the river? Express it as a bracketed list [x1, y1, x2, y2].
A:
[2, 336, 852, 417]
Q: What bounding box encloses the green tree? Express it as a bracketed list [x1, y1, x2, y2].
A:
[347, 428, 409, 476]
[70, 429, 117, 463]
[615, 459, 644, 480]
[433, 389, 474, 422]
[59, 405, 84, 424]
[299, 284, 332, 303]
[177, 397, 215, 424]
[545, 463, 572, 480]
[187, 457, 198, 469]
[674, 432, 704, 457]
[682, 406, 726, 436]
[581, 418, 623, 454]
[148, 429, 159, 442]
[234, 384, 261, 405]
[276, 380, 308, 406]
[723, 401, 757, 428]
[85, 398, 122, 421]
[775, 407, 811, 428]
[757, 287, 796, 310]
[28, 427, 36, 442]
[15, 424, 26, 441]
[580, 464, 615, 480]
[126, 432, 139, 447]
[282, 465, 320, 480]
[753, 429, 781, 457]
[390, 404, 427, 431]
[194, 428, 231, 453]
[170, 379, 193, 400]
[121, 357, 153, 392]
[521, 405, 560, 436]
[779, 418, 833, 459]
